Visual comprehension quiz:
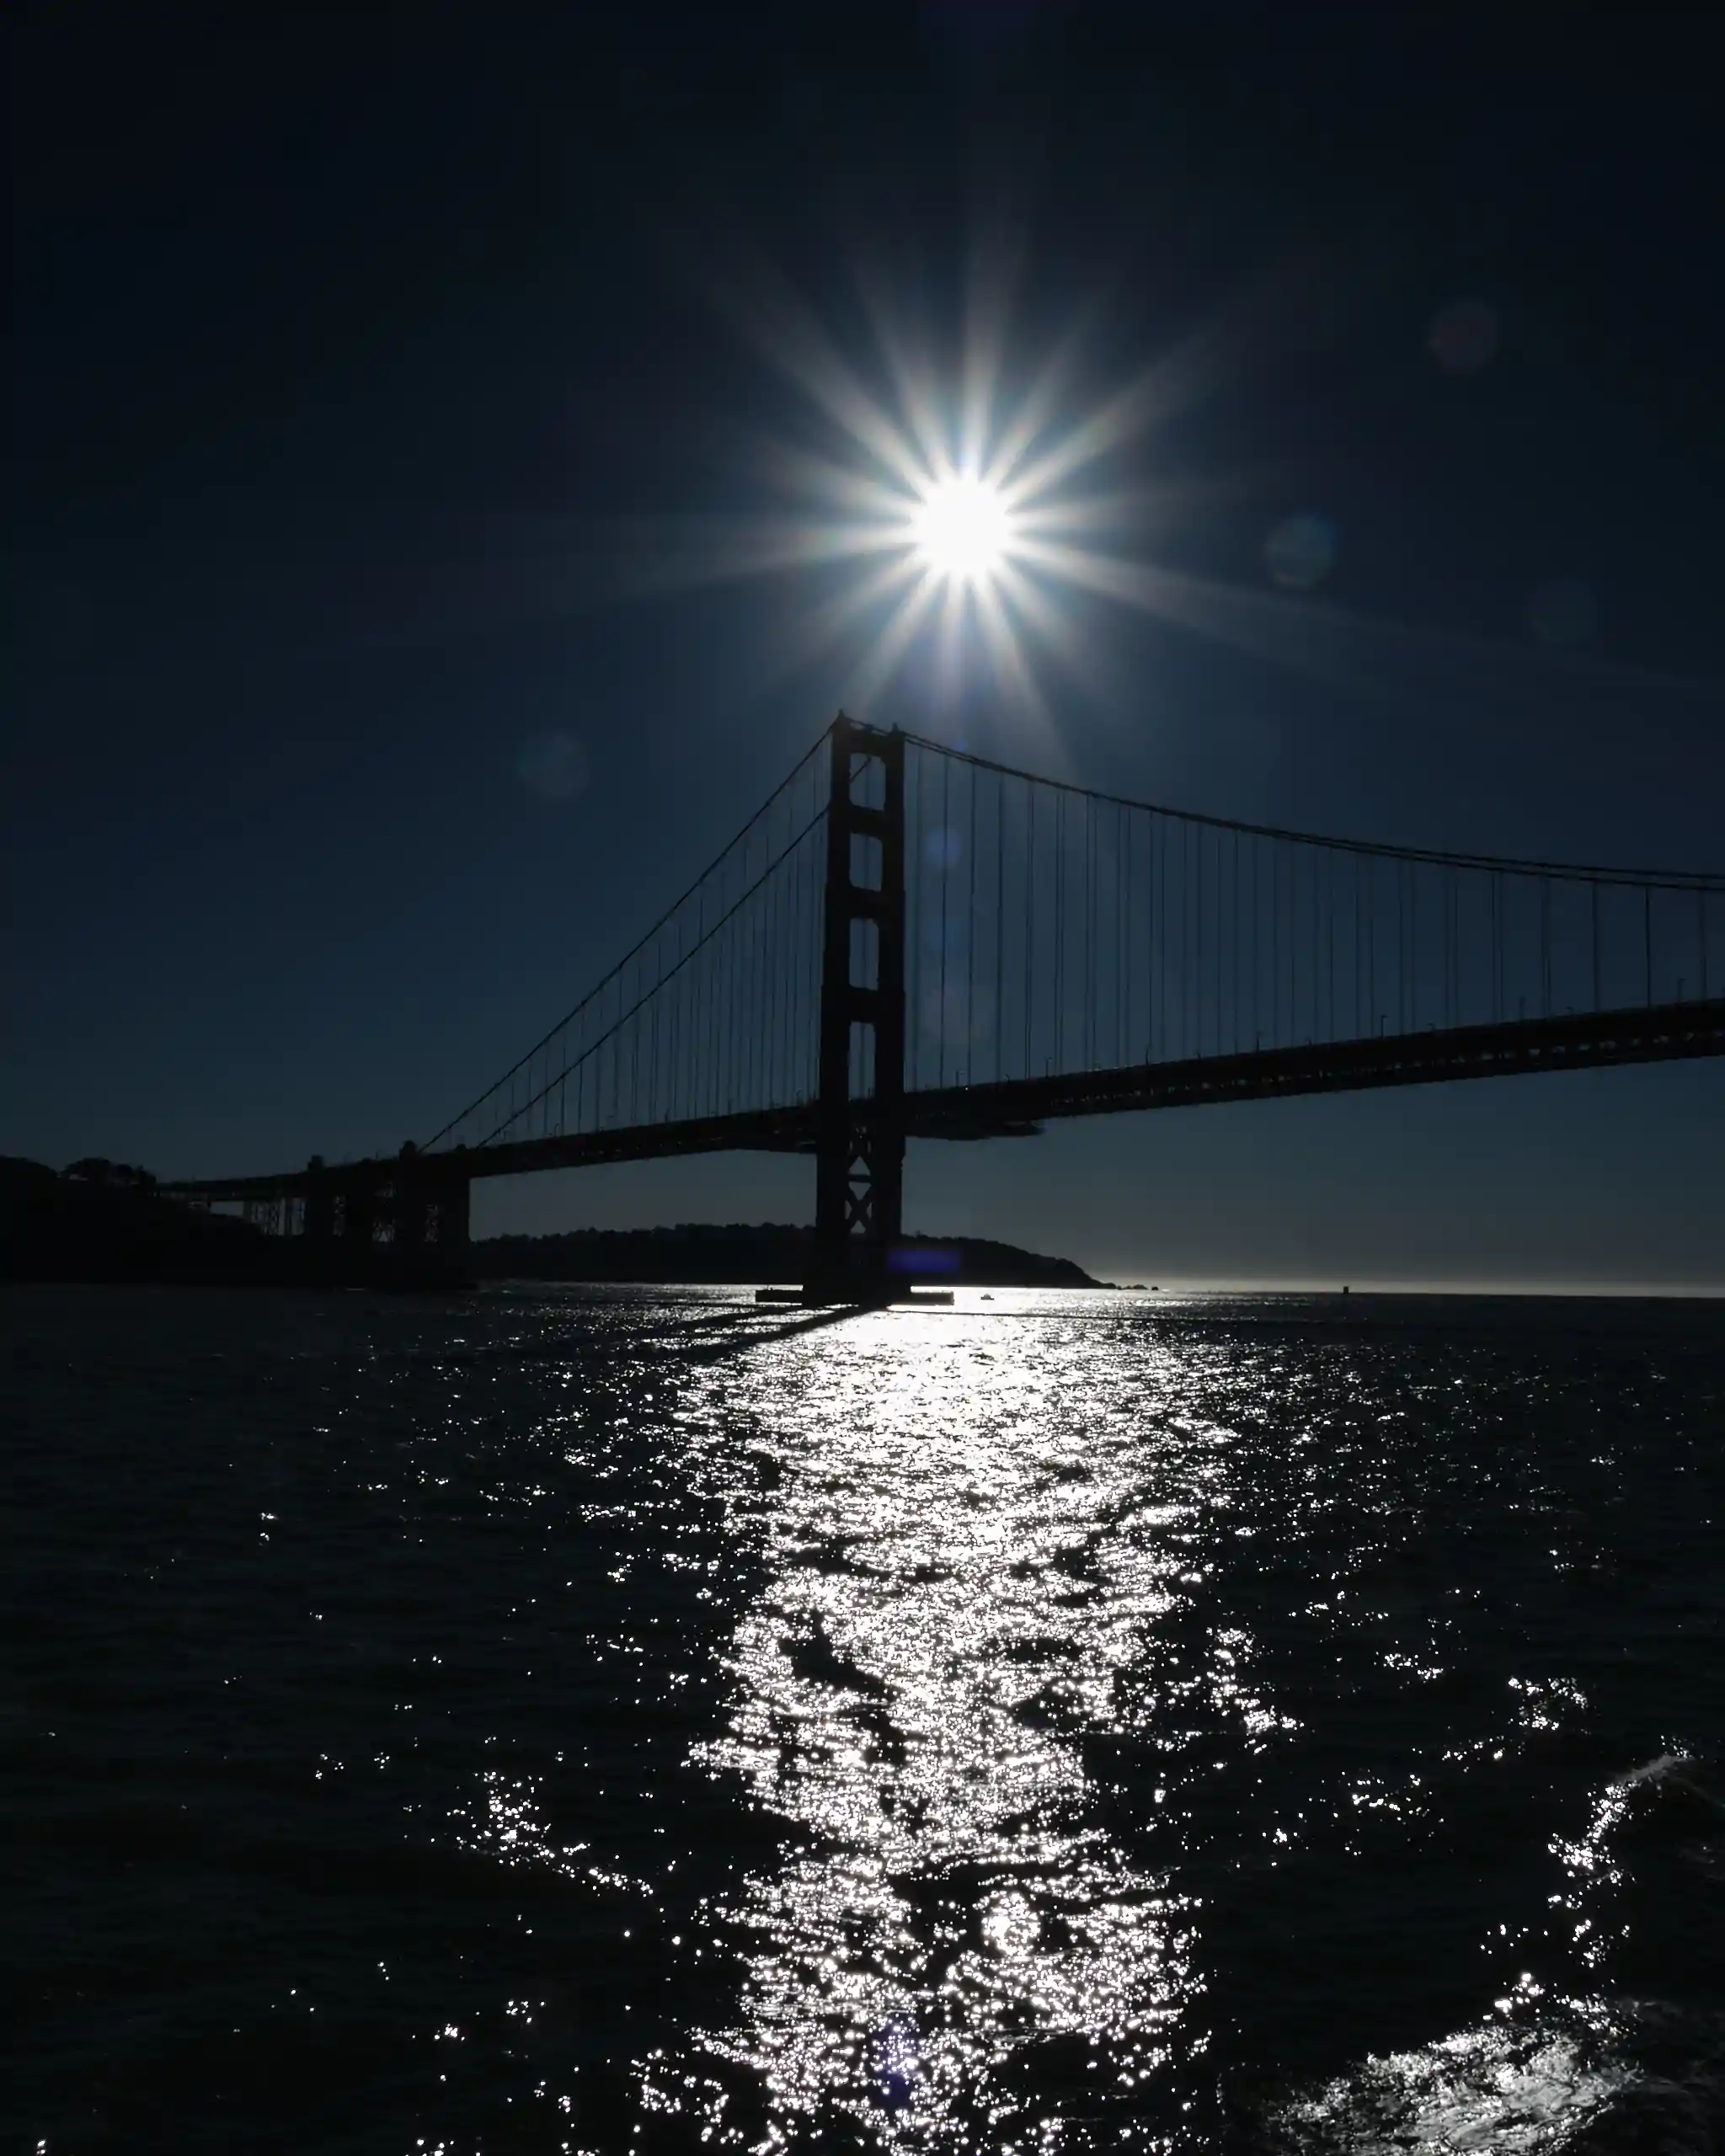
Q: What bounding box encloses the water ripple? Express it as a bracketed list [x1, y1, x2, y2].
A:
[7, 1286, 1722, 2153]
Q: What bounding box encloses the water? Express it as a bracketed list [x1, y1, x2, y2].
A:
[8, 1284, 1723, 2153]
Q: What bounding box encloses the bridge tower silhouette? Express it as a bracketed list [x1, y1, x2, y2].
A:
[814, 717, 909, 1296]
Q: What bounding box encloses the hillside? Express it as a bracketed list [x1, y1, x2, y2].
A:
[475, 1224, 1100, 1289]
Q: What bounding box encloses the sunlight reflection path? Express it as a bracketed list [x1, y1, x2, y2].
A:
[398, 1294, 1720, 2151]
[654, 1309, 1234, 2148]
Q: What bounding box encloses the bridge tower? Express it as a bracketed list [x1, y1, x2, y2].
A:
[812, 716, 906, 1299]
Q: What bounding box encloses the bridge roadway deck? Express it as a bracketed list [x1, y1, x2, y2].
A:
[159, 998, 1725, 1205]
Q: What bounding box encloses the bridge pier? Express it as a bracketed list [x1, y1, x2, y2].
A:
[810, 716, 907, 1302]
[303, 1164, 336, 1246]
[390, 1148, 472, 1257]
[431, 1172, 471, 1253]
[293, 1155, 472, 1283]
[343, 1180, 379, 1252]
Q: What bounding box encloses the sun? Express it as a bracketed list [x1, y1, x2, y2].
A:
[913, 474, 1014, 586]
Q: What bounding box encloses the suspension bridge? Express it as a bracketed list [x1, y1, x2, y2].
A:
[163, 717, 1725, 1297]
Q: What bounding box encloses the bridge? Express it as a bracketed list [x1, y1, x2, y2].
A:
[164, 717, 1725, 1296]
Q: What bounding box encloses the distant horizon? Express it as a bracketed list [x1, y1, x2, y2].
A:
[471, 1218, 1725, 1299]
[1083, 1278, 1725, 1301]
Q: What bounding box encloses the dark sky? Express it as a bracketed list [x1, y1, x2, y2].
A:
[7, 3, 1722, 1287]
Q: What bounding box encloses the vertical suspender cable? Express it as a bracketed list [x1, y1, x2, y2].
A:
[909, 751, 921, 1091]
[1195, 823, 1204, 1056]
[1017, 771, 1030, 1078]
[1055, 792, 1065, 1072]
[1152, 812, 1162, 1059]
[766, 819, 779, 1107]
[1233, 827, 1242, 1054]
[968, 761, 979, 1086]
[1408, 862, 1418, 1034]
[995, 772, 1005, 1085]
[1085, 796, 1096, 1069]
[1181, 818, 1190, 1057]
[939, 751, 951, 1088]
[1591, 879, 1601, 1012]
[1252, 836, 1262, 1049]
[1353, 851, 1361, 1038]
[1118, 803, 1128, 1068]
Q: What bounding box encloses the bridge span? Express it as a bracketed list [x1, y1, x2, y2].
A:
[163, 718, 1725, 1296]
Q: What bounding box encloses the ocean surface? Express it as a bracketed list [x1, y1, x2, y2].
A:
[8, 1283, 1724, 2154]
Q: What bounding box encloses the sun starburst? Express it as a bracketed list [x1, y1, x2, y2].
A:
[681, 250, 1210, 739]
